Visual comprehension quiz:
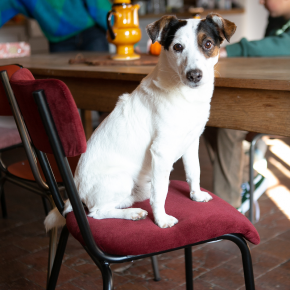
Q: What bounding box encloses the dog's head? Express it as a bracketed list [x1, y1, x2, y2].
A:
[146, 13, 236, 88]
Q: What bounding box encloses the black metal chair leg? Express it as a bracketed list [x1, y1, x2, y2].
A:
[185, 246, 193, 290]
[47, 225, 69, 290]
[100, 262, 113, 290]
[41, 196, 49, 216]
[151, 256, 161, 281]
[223, 234, 255, 290]
[0, 178, 7, 218]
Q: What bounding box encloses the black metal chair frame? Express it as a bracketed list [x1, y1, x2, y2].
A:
[0, 142, 22, 217]
[0, 70, 64, 286]
[2, 70, 256, 290]
[0, 65, 49, 219]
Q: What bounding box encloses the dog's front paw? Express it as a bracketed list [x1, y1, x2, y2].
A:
[155, 214, 178, 228]
[190, 190, 213, 202]
[130, 208, 148, 220]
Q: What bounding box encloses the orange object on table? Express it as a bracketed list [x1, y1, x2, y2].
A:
[150, 41, 162, 56]
[107, 0, 142, 60]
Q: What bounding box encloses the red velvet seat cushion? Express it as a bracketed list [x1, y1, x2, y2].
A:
[10, 68, 86, 157]
[0, 127, 21, 150]
[66, 180, 260, 256]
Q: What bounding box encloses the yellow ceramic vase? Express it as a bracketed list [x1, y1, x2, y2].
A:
[107, 0, 142, 60]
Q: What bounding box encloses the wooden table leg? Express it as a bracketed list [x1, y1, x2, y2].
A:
[80, 109, 93, 140]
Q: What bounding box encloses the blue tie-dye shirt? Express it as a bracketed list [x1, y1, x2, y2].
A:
[0, 0, 111, 42]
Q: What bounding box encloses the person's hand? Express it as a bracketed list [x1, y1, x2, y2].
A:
[219, 47, 227, 58]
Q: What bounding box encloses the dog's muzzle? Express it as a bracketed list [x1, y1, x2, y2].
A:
[186, 69, 203, 83]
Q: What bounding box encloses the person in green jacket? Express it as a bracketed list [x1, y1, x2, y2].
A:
[220, 0, 290, 57]
[203, 0, 290, 216]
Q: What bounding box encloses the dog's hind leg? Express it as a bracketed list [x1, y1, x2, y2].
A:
[133, 174, 152, 202]
[84, 173, 148, 221]
[88, 208, 148, 221]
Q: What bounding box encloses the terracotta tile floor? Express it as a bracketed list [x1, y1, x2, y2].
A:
[1, 136, 290, 290]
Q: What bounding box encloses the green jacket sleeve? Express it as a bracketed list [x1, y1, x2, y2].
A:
[226, 31, 290, 57]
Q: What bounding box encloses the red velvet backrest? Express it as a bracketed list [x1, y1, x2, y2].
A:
[0, 64, 22, 116]
[10, 68, 87, 157]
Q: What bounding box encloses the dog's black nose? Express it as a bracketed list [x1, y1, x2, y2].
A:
[186, 69, 203, 83]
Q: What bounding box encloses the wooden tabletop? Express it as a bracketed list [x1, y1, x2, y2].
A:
[1, 53, 290, 91]
[1, 53, 290, 137]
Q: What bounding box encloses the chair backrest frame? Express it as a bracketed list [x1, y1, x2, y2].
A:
[0, 65, 23, 171]
[0, 70, 49, 191]
[1, 68, 124, 262]
[3, 69, 138, 263]
[32, 90, 127, 262]
[0, 64, 22, 116]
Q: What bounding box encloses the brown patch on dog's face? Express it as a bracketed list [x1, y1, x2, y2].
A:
[197, 21, 221, 59]
[146, 16, 176, 44]
[197, 13, 236, 59]
[197, 31, 220, 59]
[222, 18, 237, 41]
[146, 16, 187, 50]
[205, 13, 237, 43]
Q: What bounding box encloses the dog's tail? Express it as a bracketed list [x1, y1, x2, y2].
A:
[44, 199, 73, 232]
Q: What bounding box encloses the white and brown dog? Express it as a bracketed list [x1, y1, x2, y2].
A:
[45, 13, 236, 230]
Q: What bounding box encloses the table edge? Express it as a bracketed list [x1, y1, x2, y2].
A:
[29, 67, 290, 91]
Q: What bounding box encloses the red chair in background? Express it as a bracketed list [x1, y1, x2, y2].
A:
[0, 65, 80, 286]
[0, 65, 58, 220]
[0, 65, 23, 218]
[2, 68, 260, 290]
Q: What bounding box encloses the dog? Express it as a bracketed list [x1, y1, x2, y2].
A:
[44, 13, 236, 230]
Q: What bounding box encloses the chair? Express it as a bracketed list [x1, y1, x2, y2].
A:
[0, 66, 80, 286]
[0, 64, 56, 219]
[246, 132, 266, 223]
[203, 128, 268, 224]
[3, 68, 260, 290]
[0, 64, 23, 218]
[246, 132, 278, 223]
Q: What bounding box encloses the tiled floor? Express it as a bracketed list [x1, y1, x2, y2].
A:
[1, 135, 290, 290]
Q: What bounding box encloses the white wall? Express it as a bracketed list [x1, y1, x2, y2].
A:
[26, 19, 49, 54]
[0, 26, 27, 43]
[138, 1, 269, 52]
[0, 20, 49, 54]
[243, 0, 268, 40]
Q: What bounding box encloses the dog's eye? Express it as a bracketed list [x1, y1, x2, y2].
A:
[204, 40, 213, 50]
[173, 43, 184, 52]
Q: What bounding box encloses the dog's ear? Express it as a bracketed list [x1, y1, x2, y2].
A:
[206, 13, 236, 43]
[146, 15, 180, 45]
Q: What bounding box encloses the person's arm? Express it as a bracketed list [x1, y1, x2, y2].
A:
[85, 0, 112, 30]
[0, 0, 33, 28]
[0, 1, 18, 27]
[225, 31, 290, 57]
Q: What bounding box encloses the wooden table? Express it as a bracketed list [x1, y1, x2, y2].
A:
[1, 53, 290, 138]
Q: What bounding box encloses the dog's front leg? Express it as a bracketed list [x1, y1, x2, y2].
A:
[182, 139, 213, 202]
[150, 142, 178, 228]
